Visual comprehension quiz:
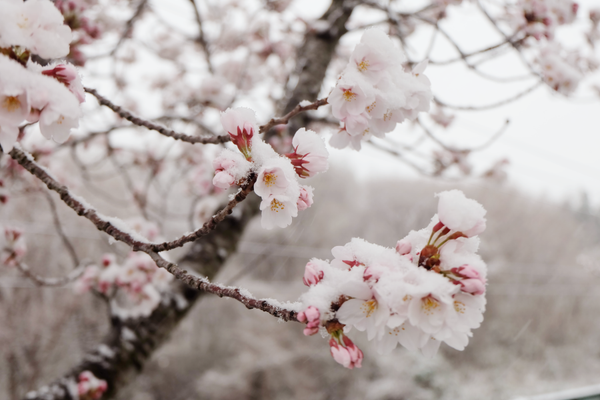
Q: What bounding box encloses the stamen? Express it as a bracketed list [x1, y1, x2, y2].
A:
[2, 96, 21, 113]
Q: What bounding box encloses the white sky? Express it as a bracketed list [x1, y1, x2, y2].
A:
[322, 0, 600, 210]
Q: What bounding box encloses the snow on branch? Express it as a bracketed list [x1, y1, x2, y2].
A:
[148, 251, 301, 321]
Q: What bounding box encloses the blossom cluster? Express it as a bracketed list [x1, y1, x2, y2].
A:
[0, 0, 84, 152]
[54, 0, 102, 66]
[537, 43, 585, 94]
[213, 107, 329, 229]
[508, 0, 578, 40]
[298, 190, 487, 368]
[75, 252, 173, 319]
[77, 371, 107, 400]
[329, 29, 432, 150]
[0, 226, 26, 266]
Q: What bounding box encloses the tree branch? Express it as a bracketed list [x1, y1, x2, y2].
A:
[84, 87, 229, 145]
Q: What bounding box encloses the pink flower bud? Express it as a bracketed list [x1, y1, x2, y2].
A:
[459, 278, 486, 296]
[303, 261, 324, 286]
[329, 335, 363, 369]
[395, 239, 412, 255]
[298, 306, 320, 336]
[451, 264, 486, 295]
[297, 185, 314, 211]
[212, 171, 235, 189]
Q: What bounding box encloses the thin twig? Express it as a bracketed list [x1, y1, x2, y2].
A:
[9, 145, 258, 254]
[110, 0, 149, 56]
[85, 87, 230, 145]
[41, 190, 80, 267]
[188, 0, 214, 73]
[433, 81, 542, 111]
[147, 251, 300, 321]
[259, 98, 329, 134]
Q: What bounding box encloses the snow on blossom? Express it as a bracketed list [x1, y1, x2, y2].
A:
[41, 63, 85, 103]
[285, 128, 329, 178]
[436, 190, 487, 235]
[212, 149, 252, 189]
[0, 0, 72, 59]
[77, 370, 107, 400]
[329, 29, 432, 150]
[0, 51, 83, 151]
[220, 107, 257, 160]
[297, 190, 487, 366]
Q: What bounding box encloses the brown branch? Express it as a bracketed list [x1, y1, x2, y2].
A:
[147, 173, 257, 252]
[148, 251, 300, 321]
[258, 98, 329, 134]
[9, 144, 258, 255]
[85, 87, 230, 145]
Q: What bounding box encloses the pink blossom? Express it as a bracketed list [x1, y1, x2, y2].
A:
[255, 165, 291, 197]
[286, 128, 329, 178]
[451, 264, 486, 295]
[259, 194, 298, 229]
[42, 64, 85, 103]
[77, 370, 108, 400]
[329, 335, 363, 369]
[303, 261, 324, 286]
[220, 107, 257, 160]
[329, 77, 374, 120]
[212, 149, 252, 189]
[296, 185, 313, 211]
[297, 305, 320, 336]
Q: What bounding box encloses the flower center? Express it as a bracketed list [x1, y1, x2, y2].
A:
[263, 172, 276, 187]
[270, 198, 284, 212]
[342, 89, 357, 102]
[358, 59, 370, 72]
[2, 96, 21, 113]
[360, 299, 377, 317]
[421, 296, 439, 315]
[454, 300, 465, 314]
[366, 101, 376, 114]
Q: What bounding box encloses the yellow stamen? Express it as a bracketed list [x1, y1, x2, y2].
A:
[421, 296, 439, 315]
[263, 172, 276, 187]
[342, 90, 357, 102]
[270, 199, 284, 212]
[2, 96, 21, 113]
[358, 59, 370, 72]
[360, 299, 377, 318]
[366, 101, 376, 114]
[454, 300, 465, 314]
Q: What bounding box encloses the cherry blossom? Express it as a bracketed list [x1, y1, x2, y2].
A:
[77, 370, 108, 400]
[297, 190, 487, 366]
[285, 128, 329, 178]
[220, 107, 257, 160]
